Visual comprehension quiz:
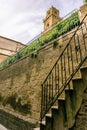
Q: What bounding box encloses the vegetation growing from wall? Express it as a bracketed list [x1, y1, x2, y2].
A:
[52, 41, 58, 48]
[0, 12, 80, 70]
[84, 0, 87, 3]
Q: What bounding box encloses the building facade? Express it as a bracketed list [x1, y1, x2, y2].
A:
[0, 36, 26, 63]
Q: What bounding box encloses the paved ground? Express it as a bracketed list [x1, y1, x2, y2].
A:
[0, 125, 7, 130]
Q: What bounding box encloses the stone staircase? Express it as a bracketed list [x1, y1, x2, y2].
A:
[38, 14, 87, 130]
[40, 58, 87, 130]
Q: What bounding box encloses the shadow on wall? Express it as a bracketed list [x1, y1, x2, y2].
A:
[0, 93, 31, 115]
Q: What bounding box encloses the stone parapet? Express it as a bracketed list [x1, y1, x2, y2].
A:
[79, 4, 87, 22]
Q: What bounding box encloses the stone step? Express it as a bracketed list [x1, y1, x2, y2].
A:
[39, 58, 87, 130]
[34, 128, 40, 130]
[51, 105, 58, 110]
[40, 121, 46, 130]
[45, 114, 52, 130]
[65, 89, 74, 128]
[72, 77, 84, 116]
[52, 98, 66, 130]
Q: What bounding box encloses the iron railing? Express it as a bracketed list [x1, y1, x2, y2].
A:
[40, 14, 87, 121]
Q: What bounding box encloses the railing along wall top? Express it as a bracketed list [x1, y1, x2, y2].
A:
[26, 9, 77, 45]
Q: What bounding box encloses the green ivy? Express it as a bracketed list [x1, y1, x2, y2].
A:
[31, 50, 37, 58]
[84, 0, 87, 3]
[0, 11, 80, 70]
[52, 41, 58, 48]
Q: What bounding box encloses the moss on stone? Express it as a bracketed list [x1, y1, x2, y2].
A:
[2, 94, 31, 115]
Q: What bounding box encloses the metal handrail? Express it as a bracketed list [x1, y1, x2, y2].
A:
[40, 14, 87, 121]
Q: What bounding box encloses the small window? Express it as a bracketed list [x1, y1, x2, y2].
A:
[55, 11, 57, 14]
[48, 11, 50, 15]
[47, 23, 49, 27]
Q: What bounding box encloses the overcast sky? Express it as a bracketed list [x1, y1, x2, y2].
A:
[0, 0, 83, 44]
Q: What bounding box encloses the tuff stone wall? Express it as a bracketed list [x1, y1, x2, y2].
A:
[0, 29, 75, 127]
[79, 3, 87, 22]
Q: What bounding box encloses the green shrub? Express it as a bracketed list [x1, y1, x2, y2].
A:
[52, 41, 58, 48]
[84, 0, 87, 3]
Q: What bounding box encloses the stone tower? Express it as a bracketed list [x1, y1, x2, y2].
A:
[43, 6, 61, 31]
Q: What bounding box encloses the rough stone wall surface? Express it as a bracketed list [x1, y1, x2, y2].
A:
[72, 87, 87, 130]
[79, 4, 87, 23]
[0, 30, 74, 123]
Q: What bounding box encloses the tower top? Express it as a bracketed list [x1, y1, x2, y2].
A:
[43, 6, 61, 31]
[45, 6, 59, 19]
